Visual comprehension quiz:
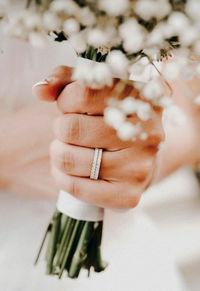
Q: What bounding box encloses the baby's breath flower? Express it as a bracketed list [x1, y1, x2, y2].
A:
[117, 122, 141, 141]
[163, 62, 180, 81]
[50, 0, 79, 15]
[120, 97, 138, 115]
[63, 18, 80, 36]
[158, 96, 172, 108]
[69, 33, 87, 53]
[179, 25, 199, 47]
[106, 50, 129, 78]
[119, 18, 145, 53]
[78, 7, 96, 26]
[73, 60, 113, 89]
[186, 0, 200, 21]
[43, 11, 61, 31]
[134, 0, 171, 21]
[24, 11, 42, 30]
[99, 0, 129, 16]
[87, 28, 109, 47]
[164, 105, 186, 126]
[167, 12, 190, 34]
[136, 101, 152, 121]
[29, 32, 47, 48]
[142, 80, 163, 102]
[104, 107, 125, 130]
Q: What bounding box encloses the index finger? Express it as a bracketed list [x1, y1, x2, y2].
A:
[56, 79, 139, 115]
[32, 66, 73, 102]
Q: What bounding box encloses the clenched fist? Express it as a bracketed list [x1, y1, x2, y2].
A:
[33, 66, 163, 208]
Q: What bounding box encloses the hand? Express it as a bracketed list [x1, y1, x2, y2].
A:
[0, 102, 59, 198]
[33, 66, 163, 208]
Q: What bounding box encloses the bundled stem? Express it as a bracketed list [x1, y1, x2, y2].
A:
[35, 210, 107, 279]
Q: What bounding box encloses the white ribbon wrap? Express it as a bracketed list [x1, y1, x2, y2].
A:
[57, 190, 104, 221]
[56, 56, 161, 221]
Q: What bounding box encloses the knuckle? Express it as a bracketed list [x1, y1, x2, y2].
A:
[66, 176, 79, 197]
[114, 185, 141, 208]
[54, 116, 67, 141]
[122, 192, 141, 208]
[149, 132, 163, 146]
[62, 149, 75, 173]
[81, 89, 91, 108]
[136, 158, 154, 182]
[50, 141, 75, 174]
[65, 115, 81, 142]
[128, 195, 141, 208]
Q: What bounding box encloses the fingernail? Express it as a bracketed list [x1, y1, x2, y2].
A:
[32, 80, 49, 88]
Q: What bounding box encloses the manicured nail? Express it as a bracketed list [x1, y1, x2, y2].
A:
[32, 80, 49, 88]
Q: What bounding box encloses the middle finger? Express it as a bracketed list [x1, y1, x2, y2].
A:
[54, 113, 133, 150]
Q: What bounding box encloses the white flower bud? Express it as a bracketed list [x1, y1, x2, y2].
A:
[163, 62, 180, 81]
[163, 105, 186, 126]
[69, 33, 87, 53]
[142, 80, 163, 101]
[87, 29, 109, 47]
[134, 0, 171, 21]
[93, 62, 113, 88]
[120, 97, 138, 115]
[78, 7, 96, 26]
[24, 12, 42, 29]
[73, 61, 112, 89]
[104, 107, 125, 130]
[99, 0, 129, 16]
[106, 50, 129, 78]
[168, 12, 190, 33]
[117, 122, 141, 141]
[63, 18, 80, 36]
[43, 11, 61, 31]
[186, 0, 200, 20]
[50, 0, 79, 14]
[119, 19, 145, 53]
[137, 101, 152, 121]
[179, 26, 199, 47]
[158, 96, 172, 108]
[29, 32, 47, 48]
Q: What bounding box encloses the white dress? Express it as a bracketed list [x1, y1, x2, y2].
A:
[0, 37, 187, 291]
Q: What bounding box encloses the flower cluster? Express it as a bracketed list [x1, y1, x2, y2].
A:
[1, 0, 200, 140]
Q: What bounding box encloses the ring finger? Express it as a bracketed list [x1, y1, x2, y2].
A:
[50, 140, 155, 183]
[50, 139, 113, 180]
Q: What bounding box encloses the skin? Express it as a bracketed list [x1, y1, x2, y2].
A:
[0, 102, 59, 198]
[0, 67, 199, 205]
[33, 66, 164, 209]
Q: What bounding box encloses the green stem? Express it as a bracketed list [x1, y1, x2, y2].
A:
[68, 222, 94, 278]
[46, 211, 61, 274]
[34, 221, 52, 265]
[58, 220, 80, 279]
[55, 218, 75, 268]
[84, 221, 107, 273]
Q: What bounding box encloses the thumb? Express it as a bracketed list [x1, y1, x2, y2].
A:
[32, 66, 73, 102]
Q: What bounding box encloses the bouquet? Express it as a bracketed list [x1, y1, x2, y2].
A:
[1, 0, 200, 280]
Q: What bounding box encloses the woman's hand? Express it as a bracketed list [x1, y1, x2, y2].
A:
[33, 66, 163, 208]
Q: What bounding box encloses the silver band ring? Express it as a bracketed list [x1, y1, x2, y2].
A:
[90, 148, 103, 180]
